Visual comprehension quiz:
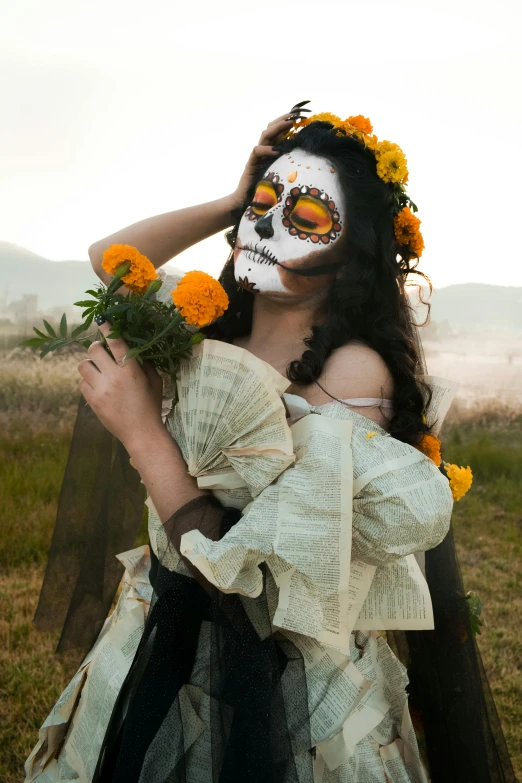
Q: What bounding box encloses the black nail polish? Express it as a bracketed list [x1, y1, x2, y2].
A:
[94, 315, 106, 325]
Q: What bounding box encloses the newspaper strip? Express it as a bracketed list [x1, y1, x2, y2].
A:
[422, 374, 459, 436]
[168, 340, 295, 497]
[181, 414, 354, 651]
[314, 631, 428, 781]
[24, 548, 152, 783]
[354, 554, 433, 630]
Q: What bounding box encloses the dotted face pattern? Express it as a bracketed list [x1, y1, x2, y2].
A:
[244, 172, 285, 222]
[245, 169, 342, 245]
[283, 186, 342, 244]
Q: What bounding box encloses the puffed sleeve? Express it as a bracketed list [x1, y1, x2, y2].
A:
[350, 426, 454, 566]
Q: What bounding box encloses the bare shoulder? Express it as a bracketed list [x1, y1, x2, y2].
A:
[307, 340, 394, 408]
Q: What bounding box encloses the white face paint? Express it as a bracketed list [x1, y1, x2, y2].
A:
[234, 149, 346, 296]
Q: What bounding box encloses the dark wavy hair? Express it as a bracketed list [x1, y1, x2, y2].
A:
[206, 121, 433, 445]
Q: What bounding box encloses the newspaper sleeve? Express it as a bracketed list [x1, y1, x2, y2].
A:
[180, 414, 354, 651]
[349, 443, 452, 631]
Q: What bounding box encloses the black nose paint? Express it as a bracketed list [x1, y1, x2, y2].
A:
[255, 213, 274, 240]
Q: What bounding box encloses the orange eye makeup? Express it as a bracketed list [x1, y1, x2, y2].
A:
[251, 182, 277, 215]
[283, 186, 342, 244]
[291, 197, 333, 233]
[244, 172, 285, 222]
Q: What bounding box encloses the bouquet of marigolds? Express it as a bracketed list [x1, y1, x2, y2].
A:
[21, 244, 229, 386]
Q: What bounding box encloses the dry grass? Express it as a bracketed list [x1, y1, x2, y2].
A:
[0, 347, 521, 781]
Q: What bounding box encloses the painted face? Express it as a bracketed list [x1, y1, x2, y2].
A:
[234, 149, 346, 296]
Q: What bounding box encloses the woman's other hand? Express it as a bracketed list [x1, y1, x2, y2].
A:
[229, 100, 311, 211]
[77, 320, 165, 450]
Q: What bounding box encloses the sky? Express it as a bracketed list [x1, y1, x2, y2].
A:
[1, 0, 520, 289]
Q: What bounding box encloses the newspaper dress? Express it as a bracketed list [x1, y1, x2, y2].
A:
[24, 379, 453, 782]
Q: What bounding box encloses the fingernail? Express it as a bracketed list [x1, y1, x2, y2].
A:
[94, 315, 106, 325]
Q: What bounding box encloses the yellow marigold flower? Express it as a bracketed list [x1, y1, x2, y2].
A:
[376, 148, 409, 184]
[340, 121, 365, 143]
[346, 115, 373, 135]
[374, 140, 401, 159]
[444, 463, 473, 501]
[306, 112, 343, 127]
[394, 207, 425, 258]
[172, 270, 229, 328]
[416, 433, 442, 467]
[364, 134, 380, 152]
[102, 244, 157, 295]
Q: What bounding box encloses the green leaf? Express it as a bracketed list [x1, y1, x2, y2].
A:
[59, 312, 67, 337]
[122, 346, 144, 362]
[71, 321, 90, 338]
[82, 308, 95, 319]
[43, 319, 57, 338]
[21, 337, 47, 347]
[32, 327, 48, 339]
[74, 299, 98, 308]
[466, 590, 487, 636]
[85, 289, 100, 297]
[39, 338, 69, 358]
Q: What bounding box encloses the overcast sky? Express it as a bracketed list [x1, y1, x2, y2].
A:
[1, 0, 520, 288]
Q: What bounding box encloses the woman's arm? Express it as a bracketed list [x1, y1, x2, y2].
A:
[87, 107, 301, 289]
[88, 194, 238, 288]
[125, 424, 207, 528]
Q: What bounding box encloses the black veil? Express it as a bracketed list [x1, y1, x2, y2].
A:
[32, 337, 516, 780]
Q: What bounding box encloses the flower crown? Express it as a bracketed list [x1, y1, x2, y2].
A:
[285, 112, 424, 260]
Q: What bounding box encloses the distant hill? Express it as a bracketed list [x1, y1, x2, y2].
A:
[1, 242, 521, 331]
[416, 283, 522, 332]
[0, 242, 101, 311]
[0, 242, 182, 313]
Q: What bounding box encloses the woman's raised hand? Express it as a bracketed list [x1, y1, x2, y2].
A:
[229, 100, 311, 212]
[77, 321, 165, 450]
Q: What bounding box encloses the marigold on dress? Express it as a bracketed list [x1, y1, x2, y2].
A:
[394, 207, 425, 258]
[416, 433, 442, 467]
[102, 244, 158, 295]
[444, 463, 473, 501]
[172, 271, 229, 328]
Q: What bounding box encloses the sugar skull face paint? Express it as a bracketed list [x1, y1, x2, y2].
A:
[234, 149, 346, 296]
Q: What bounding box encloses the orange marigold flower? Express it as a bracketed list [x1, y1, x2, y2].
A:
[102, 244, 157, 295]
[416, 433, 442, 467]
[346, 115, 373, 135]
[444, 463, 473, 501]
[394, 207, 425, 258]
[376, 148, 408, 184]
[172, 270, 229, 328]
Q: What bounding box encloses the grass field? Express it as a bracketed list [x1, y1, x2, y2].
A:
[0, 347, 521, 782]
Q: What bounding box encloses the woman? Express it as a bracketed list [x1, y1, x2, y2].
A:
[24, 103, 513, 782]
